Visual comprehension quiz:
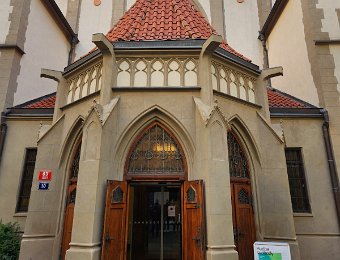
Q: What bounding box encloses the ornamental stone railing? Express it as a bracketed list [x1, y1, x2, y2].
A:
[116, 57, 198, 87]
[211, 59, 256, 103]
[65, 61, 103, 105]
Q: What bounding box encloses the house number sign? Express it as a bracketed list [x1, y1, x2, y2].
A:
[38, 170, 52, 190]
[38, 182, 49, 190]
[38, 170, 52, 181]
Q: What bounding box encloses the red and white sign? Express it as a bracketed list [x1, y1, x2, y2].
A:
[38, 170, 52, 181]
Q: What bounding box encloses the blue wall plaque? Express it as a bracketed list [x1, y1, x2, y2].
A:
[38, 182, 49, 190]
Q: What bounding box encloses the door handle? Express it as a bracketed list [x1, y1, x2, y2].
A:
[192, 227, 201, 246]
[233, 228, 244, 242]
[192, 235, 201, 242]
[105, 233, 115, 242]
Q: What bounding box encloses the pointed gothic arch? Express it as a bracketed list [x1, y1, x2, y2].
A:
[124, 121, 187, 180]
[61, 136, 82, 260]
[228, 115, 261, 166]
[227, 131, 250, 179]
[228, 130, 256, 260]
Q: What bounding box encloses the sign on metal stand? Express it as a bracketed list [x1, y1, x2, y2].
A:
[254, 242, 291, 260]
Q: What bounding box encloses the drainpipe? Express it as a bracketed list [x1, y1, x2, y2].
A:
[0, 111, 8, 164]
[321, 109, 340, 226]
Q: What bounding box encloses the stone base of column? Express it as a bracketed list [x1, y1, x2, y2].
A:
[66, 245, 101, 260]
[19, 237, 55, 260]
[206, 246, 239, 260]
[288, 241, 301, 260]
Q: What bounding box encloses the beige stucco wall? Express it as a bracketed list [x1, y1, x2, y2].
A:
[196, 0, 211, 22]
[14, 0, 69, 105]
[75, 0, 113, 59]
[0, 0, 12, 44]
[272, 118, 340, 260]
[267, 0, 319, 106]
[54, 0, 68, 16]
[0, 118, 52, 230]
[224, 0, 263, 66]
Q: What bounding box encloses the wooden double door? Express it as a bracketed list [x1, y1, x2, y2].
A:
[231, 180, 256, 260]
[101, 180, 205, 260]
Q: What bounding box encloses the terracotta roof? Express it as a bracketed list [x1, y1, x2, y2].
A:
[87, 0, 251, 62]
[107, 0, 213, 41]
[14, 89, 314, 110]
[14, 93, 56, 109]
[267, 88, 314, 108]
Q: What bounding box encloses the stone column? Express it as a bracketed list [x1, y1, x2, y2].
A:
[194, 98, 238, 260]
[66, 112, 103, 260]
[66, 100, 119, 260]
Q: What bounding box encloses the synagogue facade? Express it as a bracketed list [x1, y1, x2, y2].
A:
[0, 1, 339, 260]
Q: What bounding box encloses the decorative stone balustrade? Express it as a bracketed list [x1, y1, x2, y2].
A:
[66, 62, 103, 105]
[116, 57, 198, 87]
[211, 60, 256, 103]
[64, 57, 256, 106]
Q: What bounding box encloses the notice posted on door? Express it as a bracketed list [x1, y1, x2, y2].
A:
[254, 242, 291, 260]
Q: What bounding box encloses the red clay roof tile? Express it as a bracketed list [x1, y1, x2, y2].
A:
[25, 95, 56, 108]
[267, 88, 311, 108]
[15, 93, 56, 109]
[90, 0, 251, 62]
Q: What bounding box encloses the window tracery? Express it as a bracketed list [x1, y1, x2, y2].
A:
[126, 123, 185, 175]
[211, 59, 256, 103]
[227, 132, 249, 178]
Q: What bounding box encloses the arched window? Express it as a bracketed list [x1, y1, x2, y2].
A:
[227, 132, 249, 179]
[126, 122, 185, 177]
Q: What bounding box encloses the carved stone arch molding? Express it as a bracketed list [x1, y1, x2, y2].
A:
[56, 116, 84, 237]
[59, 116, 84, 167]
[227, 114, 261, 166]
[112, 106, 195, 180]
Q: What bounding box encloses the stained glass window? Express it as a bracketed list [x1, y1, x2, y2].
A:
[127, 123, 185, 175]
[112, 187, 124, 203]
[186, 187, 196, 203]
[227, 132, 249, 178]
[238, 189, 250, 204]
